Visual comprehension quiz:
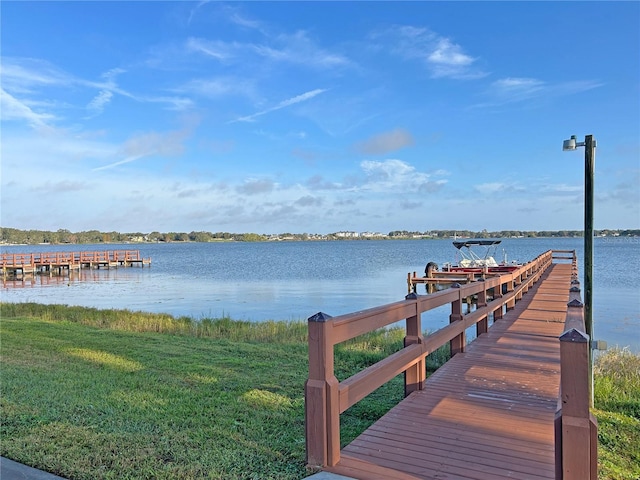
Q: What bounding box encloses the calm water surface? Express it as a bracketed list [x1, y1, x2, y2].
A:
[2, 237, 638, 352]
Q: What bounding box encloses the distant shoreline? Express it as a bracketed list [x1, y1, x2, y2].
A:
[1, 227, 638, 246]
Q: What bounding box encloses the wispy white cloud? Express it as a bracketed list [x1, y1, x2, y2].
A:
[87, 90, 114, 116]
[476, 181, 582, 197]
[0, 57, 73, 93]
[187, 0, 212, 26]
[226, 7, 263, 31]
[93, 123, 196, 171]
[548, 80, 604, 96]
[373, 25, 484, 79]
[186, 37, 234, 61]
[2, 57, 129, 99]
[541, 183, 582, 194]
[477, 77, 603, 107]
[475, 182, 509, 194]
[193, 2, 264, 32]
[143, 95, 195, 111]
[175, 77, 255, 101]
[490, 77, 547, 102]
[231, 88, 327, 123]
[0, 88, 56, 129]
[358, 159, 447, 193]
[85, 68, 126, 117]
[427, 38, 476, 78]
[252, 30, 351, 69]
[2, 56, 189, 129]
[187, 30, 350, 71]
[93, 154, 146, 171]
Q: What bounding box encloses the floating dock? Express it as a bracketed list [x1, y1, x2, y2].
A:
[1, 250, 151, 279]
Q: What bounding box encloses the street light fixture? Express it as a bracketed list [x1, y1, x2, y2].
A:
[563, 134, 596, 401]
[562, 134, 595, 340]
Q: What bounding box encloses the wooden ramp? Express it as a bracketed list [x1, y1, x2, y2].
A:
[325, 263, 572, 480]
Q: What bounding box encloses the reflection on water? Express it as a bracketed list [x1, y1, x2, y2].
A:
[1, 237, 638, 352]
[3, 268, 138, 288]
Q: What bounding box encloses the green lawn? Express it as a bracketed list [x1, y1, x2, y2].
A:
[593, 347, 640, 479]
[0, 303, 408, 480]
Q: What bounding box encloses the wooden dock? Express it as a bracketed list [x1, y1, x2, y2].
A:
[306, 250, 597, 480]
[1, 250, 151, 279]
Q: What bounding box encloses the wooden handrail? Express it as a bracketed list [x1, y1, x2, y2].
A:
[1, 253, 34, 266]
[555, 251, 598, 480]
[2, 251, 151, 278]
[305, 250, 554, 467]
[1, 250, 147, 264]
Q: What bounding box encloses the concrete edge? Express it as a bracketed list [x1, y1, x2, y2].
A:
[0, 457, 67, 480]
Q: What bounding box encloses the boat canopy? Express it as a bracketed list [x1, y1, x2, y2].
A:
[453, 239, 502, 250]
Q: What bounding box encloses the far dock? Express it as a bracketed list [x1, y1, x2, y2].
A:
[1, 250, 151, 279]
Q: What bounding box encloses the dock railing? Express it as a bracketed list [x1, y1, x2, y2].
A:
[305, 249, 554, 468]
[554, 250, 598, 480]
[1, 250, 151, 278]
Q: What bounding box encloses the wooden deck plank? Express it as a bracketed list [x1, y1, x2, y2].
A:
[327, 263, 572, 480]
[347, 430, 555, 472]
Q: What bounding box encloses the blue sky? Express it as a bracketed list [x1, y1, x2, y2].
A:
[1, 1, 639, 234]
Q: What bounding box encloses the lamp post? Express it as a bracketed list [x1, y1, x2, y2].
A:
[562, 134, 595, 342]
[563, 135, 596, 409]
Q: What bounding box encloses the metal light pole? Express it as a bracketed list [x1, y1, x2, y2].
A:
[562, 135, 596, 406]
[562, 134, 595, 339]
[583, 135, 595, 340]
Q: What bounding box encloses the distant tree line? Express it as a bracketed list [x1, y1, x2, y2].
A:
[0, 227, 638, 245]
[0, 228, 268, 245]
[387, 229, 639, 239]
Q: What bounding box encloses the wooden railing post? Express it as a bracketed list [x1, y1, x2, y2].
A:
[555, 265, 598, 480]
[505, 274, 516, 311]
[558, 326, 595, 479]
[404, 293, 425, 396]
[514, 271, 524, 302]
[305, 312, 340, 468]
[449, 284, 465, 356]
[492, 277, 504, 321]
[476, 279, 488, 336]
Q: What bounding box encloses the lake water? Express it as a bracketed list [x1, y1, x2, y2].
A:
[2, 237, 639, 352]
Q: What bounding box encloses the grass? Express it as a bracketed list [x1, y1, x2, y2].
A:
[0, 302, 451, 479]
[593, 347, 640, 479]
[1, 302, 637, 479]
[0, 302, 309, 343]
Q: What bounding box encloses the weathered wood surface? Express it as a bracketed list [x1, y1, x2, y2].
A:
[325, 263, 572, 480]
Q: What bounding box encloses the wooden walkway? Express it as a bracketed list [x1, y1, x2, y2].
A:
[324, 263, 572, 480]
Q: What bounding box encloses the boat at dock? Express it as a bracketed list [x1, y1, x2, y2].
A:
[441, 239, 521, 275]
[407, 239, 521, 294]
